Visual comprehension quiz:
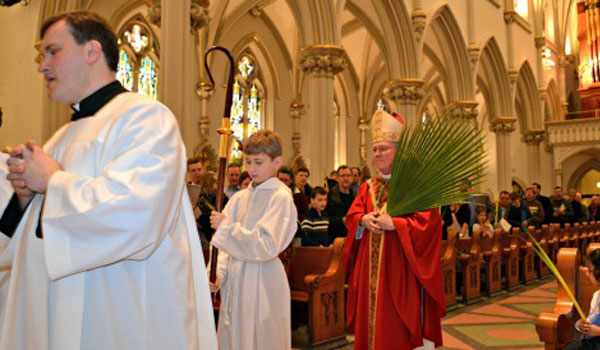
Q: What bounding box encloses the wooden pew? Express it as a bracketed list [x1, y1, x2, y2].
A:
[575, 223, 587, 259]
[480, 228, 503, 297]
[544, 224, 560, 265]
[559, 224, 570, 248]
[532, 226, 550, 278]
[518, 227, 536, 284]
[442, 230, 458, 311]
[289, 238, 347, 349]
[502, 229, 521, 291]
[568, 224, 579, 251]
[457, 229, 482, 304]
[591, 222, 599, 242]
[535, 248, 581, 350]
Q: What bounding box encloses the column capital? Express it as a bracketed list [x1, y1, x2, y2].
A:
[446, 101, 479, 121]
[490, 117, 517, 134]
[468, 45, 480, 69]
[290, 101, 306, 119]
[534, 36, 546, 49]
[411, 9, 427, 42]
[299, 45, 347, 77]
[521, 129, 546, 145]
[503, 10, 517, 25]
[559, 54, 576, 68]
[196, 81, 214, 100]
[383, 79, 425, 105]
[190, 0, 210, 31]
[147, 0, 161, 26]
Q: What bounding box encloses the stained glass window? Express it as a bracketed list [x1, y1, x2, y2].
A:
[138, 56, 158, 99]
[115, 21, 159, 99]
[116, 50, 134, 91]
[514, 0, 528, 19]
[376, 98, 386, 111]
[228, 55, 264, 163]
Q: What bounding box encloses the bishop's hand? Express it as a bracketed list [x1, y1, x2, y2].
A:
[361, 212, 383, 234]
[375, 213, 395, 231]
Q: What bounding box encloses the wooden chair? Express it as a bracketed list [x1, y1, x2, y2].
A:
[289, 238, 347, 349]
[480, 228, 503, 297]
[442, 229, 458, 310]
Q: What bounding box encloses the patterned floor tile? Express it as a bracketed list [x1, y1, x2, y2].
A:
[467, 303, 536, 320]
[448, 323, 543, 348]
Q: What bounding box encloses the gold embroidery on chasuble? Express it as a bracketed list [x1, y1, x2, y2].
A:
[367, 177, 389, 350]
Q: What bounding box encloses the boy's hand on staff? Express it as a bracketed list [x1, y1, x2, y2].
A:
[209, 280, 220, 293]
[580, 320, 600, 337]
[210, 211, 226, 229]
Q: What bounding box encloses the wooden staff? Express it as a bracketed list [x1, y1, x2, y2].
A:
[204, 46, 235, 283]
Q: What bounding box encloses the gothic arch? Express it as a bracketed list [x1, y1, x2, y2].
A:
[567, 158, 600, 191]
[421, 5, 474, 102]
[476, 37, 512, 120]
[541, 79, 562, 121]
[515, 61, 542, 132]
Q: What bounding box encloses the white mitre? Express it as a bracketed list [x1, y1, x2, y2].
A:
[370, 109, 405, 143]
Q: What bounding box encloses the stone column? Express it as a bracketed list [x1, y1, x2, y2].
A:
[299, 45, 346, 181]
[411, 0, 426, 42]
[289, 101, 306, 158]
[534, 35, 546, 88]
[358, 117, 369, 167]
[555, 168, 563, 188]
[383, 79, 424, 125]
[466, 0, 479, 70]
[490, 117, 517, 191]
[522, 129, 545, 184]
[504, 10, 519, 85]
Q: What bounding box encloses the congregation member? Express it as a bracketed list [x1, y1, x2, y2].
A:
[523, 187, 545, 228]
[342, 109, 445, 350]
[568, 189, 585, 223]
[239, 170, 251, 190]
[210, 130, 297, 350]
[351, 166, 361, 193]
[551, 186, 573, 226]
[278, 166, 309, 220]
[532, 182, 553, 225]
[473, 207, 494, 238]
[187, 156, 205, 186]
[224, 163, 241, 198]
[497, 190, 512, 221]
[1, 11, 217, 349]
[325, 165, 356, 239]
[327, 169, 338, 189]
[195, 171, 228, 245]
[507, 192, 531, 231]
[0, 152, 12, 246]
[590, 195, 600, 222]
[301, 186, 331, 246]
[295, 166, 312, 198]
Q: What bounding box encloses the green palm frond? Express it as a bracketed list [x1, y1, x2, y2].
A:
[387, 115, 487, 217]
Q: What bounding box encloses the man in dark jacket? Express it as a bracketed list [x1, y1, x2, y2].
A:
[532, 182, 553, 225]
[325, 165, 357, 239]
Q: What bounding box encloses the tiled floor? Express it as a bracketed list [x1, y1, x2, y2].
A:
[302, 278, 559, 350]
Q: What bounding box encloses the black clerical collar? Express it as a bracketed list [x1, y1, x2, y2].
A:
[71, 80, 127, 121]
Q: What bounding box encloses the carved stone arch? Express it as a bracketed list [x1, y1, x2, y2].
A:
[476, 37, 512, 120]
[104, 0, 151, 29]
[541, 79, 562, 121]
[421, 5, 474, 102]
[347, 0, 417, 78]
[556, 146, 600, 169]
[567, 158, 600, 191]
[515, 61, 542, 132]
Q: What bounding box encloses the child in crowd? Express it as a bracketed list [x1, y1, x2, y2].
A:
[473, 207, 494, 238]
[239, 171, 251, 190]
[210, 130, 298, 350]
[301, 186, 331, 246]
[566, 249, 600, 349]
[508, 192, 531, 232]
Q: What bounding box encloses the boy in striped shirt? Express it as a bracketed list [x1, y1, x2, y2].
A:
[301, 186, 331, 246]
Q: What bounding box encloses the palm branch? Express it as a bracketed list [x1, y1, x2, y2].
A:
[387, 115, 487, 217]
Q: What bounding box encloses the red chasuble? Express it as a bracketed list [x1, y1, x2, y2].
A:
[342, 177, 446, 350]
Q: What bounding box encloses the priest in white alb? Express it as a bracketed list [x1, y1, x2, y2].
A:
[0, 11, 217, 350]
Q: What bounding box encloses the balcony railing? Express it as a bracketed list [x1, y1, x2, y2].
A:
[545, 116, 600, 146]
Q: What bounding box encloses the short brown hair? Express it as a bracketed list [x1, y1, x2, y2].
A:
[41, 11, 119, 71]
[243, 130, 282, 159]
